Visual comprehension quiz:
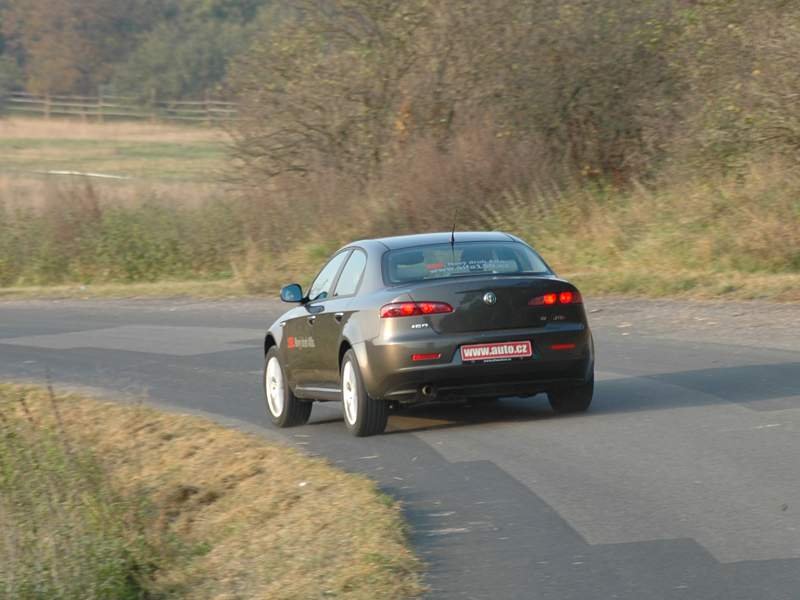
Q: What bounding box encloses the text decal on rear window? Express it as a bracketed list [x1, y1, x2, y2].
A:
[384, 242, 550, 284]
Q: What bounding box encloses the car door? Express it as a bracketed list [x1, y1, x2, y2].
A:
[298, 249, 351, 388]
[312, 248, 368, 388]
[281, 303, 312, 385]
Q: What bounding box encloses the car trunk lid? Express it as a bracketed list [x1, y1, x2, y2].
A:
[405, 276, 580, 334]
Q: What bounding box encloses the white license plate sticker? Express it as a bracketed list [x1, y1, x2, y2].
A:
[460, 341, 533, 362]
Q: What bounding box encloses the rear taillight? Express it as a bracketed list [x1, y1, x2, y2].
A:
[528, 290, 582, 306]
[380, 301, 454, 318]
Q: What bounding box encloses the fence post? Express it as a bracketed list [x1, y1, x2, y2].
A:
[204, 90, 212, 127]
[97, 91, 104, 123]
[44, 94, 51, 119]
[150, 88, 157, 123]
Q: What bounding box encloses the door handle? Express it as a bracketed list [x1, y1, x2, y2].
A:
[307, 315, 316, 325]
[334, 312, 344, 323]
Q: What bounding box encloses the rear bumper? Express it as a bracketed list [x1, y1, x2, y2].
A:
[358, 324, 594, 402]
[381, 361, 591, 402]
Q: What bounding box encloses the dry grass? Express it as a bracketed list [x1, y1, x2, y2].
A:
[0, 384, 424, 599]
[485, 160, 800, 301]
[1, 118, 796, 302]
[0, 174, 227, 212]
[564, 270, 800, 302]
[0, 117, 229, 143]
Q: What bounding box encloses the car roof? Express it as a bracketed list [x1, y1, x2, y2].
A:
[352, 231, 518, 251]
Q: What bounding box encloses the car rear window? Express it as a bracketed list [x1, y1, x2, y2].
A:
[384, 242, 551, 284]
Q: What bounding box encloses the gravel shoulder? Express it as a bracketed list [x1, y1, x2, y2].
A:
[585, 296, 799, 352]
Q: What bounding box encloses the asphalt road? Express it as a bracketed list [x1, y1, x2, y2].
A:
[1, 297, 798, 599]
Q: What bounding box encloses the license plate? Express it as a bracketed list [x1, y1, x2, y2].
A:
[460, 341, 533, 362]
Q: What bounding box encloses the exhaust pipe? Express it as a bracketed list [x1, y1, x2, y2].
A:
[421, 384, 436, 398]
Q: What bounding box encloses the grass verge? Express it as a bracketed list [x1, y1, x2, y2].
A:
[0, 279, 250, 300]
[0, 269, 798, 302]
[0, 384, 424, 599]
[566, 270, 800, 302]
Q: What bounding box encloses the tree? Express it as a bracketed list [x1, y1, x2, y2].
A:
[1, 0, 160, 94]
[111, 0, 273, 99]
[229, 0, 430, 184]
[229, 0, 685, 187]
[0, 2, 24, 98]
[671, 0, 800, 170]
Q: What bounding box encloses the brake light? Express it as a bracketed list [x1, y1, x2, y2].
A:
[380, 301, 454, 318]
[529, 290, 582, 306]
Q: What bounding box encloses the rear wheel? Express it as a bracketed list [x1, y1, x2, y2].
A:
[548, 377, 593, 414]
[264, 347, 312, 427]
[341, 350, 388, 437]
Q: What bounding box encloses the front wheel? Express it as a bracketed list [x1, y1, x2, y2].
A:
[341, 350, 388, 437]
[264, 347, 312, 427]
[548, 377, 593, 414]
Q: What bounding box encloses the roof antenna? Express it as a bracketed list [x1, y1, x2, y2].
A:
[449, 209, 457, 265]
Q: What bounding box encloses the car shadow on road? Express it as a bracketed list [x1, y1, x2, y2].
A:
[371, 360, 800, 434]
[304, 398, 557, 434]
[384, 399, 557, 434]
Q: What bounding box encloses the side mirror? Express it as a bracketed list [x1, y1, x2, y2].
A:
[280, 283, 304, 303]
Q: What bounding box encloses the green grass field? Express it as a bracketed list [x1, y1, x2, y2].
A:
[0, 137, 227, 181]
[0, 118, 229, 183]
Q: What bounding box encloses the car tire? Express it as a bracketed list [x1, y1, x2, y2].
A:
[264, 347, 312, 427]
[548, 377, 593, 414]
[341, 349, 388, 437]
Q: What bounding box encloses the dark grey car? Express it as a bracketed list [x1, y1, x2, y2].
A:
[263, 231, 594, 436]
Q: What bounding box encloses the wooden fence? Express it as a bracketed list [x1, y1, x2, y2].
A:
[1, 91, 237, 125]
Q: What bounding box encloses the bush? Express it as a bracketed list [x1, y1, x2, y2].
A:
[0, 181, 248, 286]
[1, 153, 797, 298]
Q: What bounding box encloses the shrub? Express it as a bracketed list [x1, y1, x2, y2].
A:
[0, 180, 247, 286]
